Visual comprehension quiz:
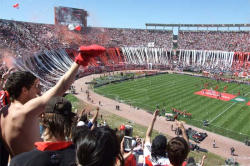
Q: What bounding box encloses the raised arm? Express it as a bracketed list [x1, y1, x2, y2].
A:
[200, 155, 207, 166]
[175, 120, 190, 152]
[145, 109, 159, 143]
[24, 62, 80, 115]
[119, 137, 135, 161]
[91, 107, 99, 124]
[141, 138, 145, 151]
[24, 45, 106, 116]
[0, 67, 15, 90]
[81, 108, 86, 116]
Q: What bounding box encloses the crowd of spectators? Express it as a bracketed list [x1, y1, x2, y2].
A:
[0, 46, 205, 166]
[0, 19, 173, 58]
[102, 28, 173, 48]
[2, 19, 250, 64]
[0, 20, 59, 57]
[178, 30, 250, 52]
[1, 19, 174, 86]
[1, 19, 249, 166]
[2, 19, 250, 77]
[1, 19, 175, 89]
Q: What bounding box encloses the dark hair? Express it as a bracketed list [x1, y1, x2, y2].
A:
[114, 128, 118, 133]
[72, 126, 89, 144]
[5, 71, 37, 101]
[187, 157, 195, 163]
[79, 114, 88, 123]
[40, 113, 73, 141]
[167, 137, 189, 166]
[151, 139, 167, 160]
[150, 135, 167, 161]
[76, 126, 124, 166]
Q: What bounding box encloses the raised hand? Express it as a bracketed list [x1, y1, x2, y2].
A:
[153, 109, 159, 120]
[175, 120, 184, 130]
[2, 67, 15, 79]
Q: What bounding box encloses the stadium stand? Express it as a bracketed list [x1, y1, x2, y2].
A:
[178, 30, 250, 52]
[2, 17, 250, 166]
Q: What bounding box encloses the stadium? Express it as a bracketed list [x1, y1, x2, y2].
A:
[1, 2, 250, 166]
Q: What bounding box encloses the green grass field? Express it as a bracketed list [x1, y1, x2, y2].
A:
[94, 73, 250, 142]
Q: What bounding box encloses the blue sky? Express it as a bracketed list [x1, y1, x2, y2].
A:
[0, 0, 250, 30]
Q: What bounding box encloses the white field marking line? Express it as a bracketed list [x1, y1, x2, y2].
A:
[123, 98, 156, 110]
[96, 75, 197, 99]
[99, 93, 155, 109]
[244, 91, 250, 97]
[96, 88, 151, 105]
[209, 102, 236, 124]
[209, 123, 249, 136]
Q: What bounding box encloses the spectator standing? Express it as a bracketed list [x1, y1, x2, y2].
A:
[167, 120, 190, 166]
[0, 67, 15, 110]
[0, 45, 105, 166]
[77, 107, 99, 129]
[213, 140, 216, 148]
[9, 97, 76, 166]
[230, 147, 235, 155]
[245, 137, 248, 145]
[76, 126, 124, 166]
[0, 67, 15, 90]
[186, 155, 207, 166]
[186, 157, 195, 166]
[115, 129, 136, 166]
[143, 109, 170, 166]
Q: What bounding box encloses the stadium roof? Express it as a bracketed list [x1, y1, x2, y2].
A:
[145, 23, 250, 28]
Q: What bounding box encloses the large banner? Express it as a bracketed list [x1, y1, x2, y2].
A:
[54, 6, 88, 27]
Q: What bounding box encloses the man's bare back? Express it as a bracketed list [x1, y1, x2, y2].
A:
[0, 103, 41, 157]
[0, 45, 105, 160]
[0, 69, 78, 158]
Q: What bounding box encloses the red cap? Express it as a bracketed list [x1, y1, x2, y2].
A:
[119, 125, 125, 130]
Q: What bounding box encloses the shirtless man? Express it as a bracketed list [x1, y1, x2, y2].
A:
[0, 45, 105, 162]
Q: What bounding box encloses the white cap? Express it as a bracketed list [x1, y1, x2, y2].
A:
[77, 121, 85, 126]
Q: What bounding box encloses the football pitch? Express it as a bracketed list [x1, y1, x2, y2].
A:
[94, 73, 250, 142]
